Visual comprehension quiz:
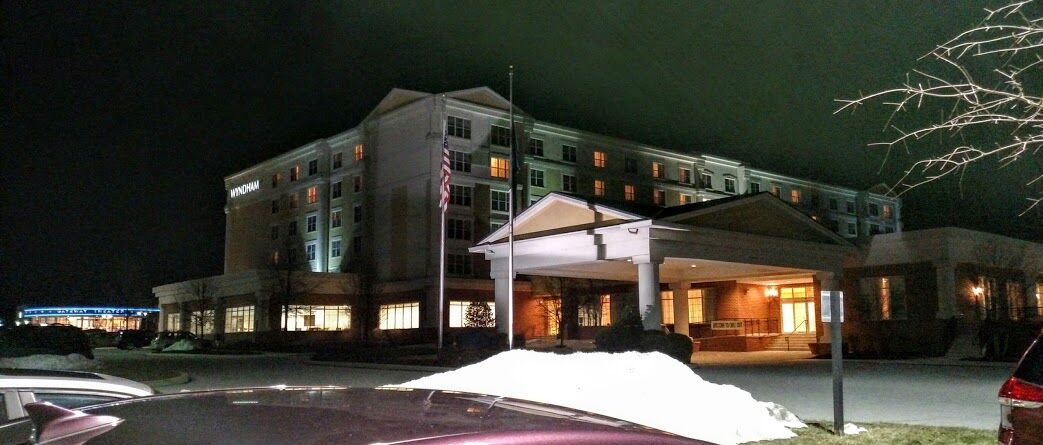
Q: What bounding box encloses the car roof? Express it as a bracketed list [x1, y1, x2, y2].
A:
[0, 369, 153, 396]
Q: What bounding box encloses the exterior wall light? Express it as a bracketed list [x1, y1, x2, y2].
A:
[972, 286, 984, 296]
[765, 287, 779, 297]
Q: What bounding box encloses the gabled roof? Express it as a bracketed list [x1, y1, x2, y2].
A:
[364, 88, 433, 121]
[445, 87, 522, 113]
[475, 193, 646, 245]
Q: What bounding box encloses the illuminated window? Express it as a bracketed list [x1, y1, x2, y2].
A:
[652, 162, 663, 178]
[224, 306, 255, 333]
[288, 193, 299, 209]
[688, 289, 707, 323]
[307, 186, 318, 204]
[579, 295, 611, 327]
[165, 312, 180, 332]
[858, 276, 906, 321]
[594, 179, 605, 196]
[543, 298, 562, 336]
[530, 169, 545, 187]
[332, 181, 342, 199]
[661, 291, 674, 324]
[379, 303, 419, 329]
[490, 157, 508, 179]
[353, 176, 362, 193]
[700, 172, 712, 189]
[882, 204, 893, 219]
[653, 189, 664, 205]
[679, 194, 691, 205]
[724, 177, 736, 193]
[331, 209, 342, 228]
[447, 219, 472, 240]
[272, 250, 280, 264]
[283, 305, 351, 331]
[528, 138, 544, 156]
[308, 159, 318, 176]
[491, 190, 508, 212]
[562, 145, 577, 162]
[447, 116, 471, 139]
[679, 168, 691, 184]
[447, 253, 472, 275]
[449, 185, 472, 207]
[190, 310, 214, 335]
[491, 125, 511, 147]
[449, 301, 496, 328]
[354, 144, 364, 161]
[307, 214, 317, 232]
[624, 158, 637, 174]
[271, 199, 279, 214]
[332, 152, 343, 169]
[450, 150, 471, 172]
[790, 188, 801, 204]
[290, 165, 300, 182]
[353, 203, 362, 223]
[593, 151, 606, 168]
[331, 239, 341, 257]
[624, 184, 635, 201]
[271, 173, 281, 188]
[749, 182, 760, 193]
[270, 225, 279, 240]
[306, 242, 316, 261]
[562, 174, 577, 193]
[770, 184, 781, 197]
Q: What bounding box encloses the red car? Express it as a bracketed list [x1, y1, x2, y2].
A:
[998, 332, 1043, 444]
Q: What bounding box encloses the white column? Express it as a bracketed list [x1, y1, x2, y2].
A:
[935, 261, 957, 319]
[493, 273, 514, 335]
[670, 282, 690, 336]
[635, 257, 663, 330]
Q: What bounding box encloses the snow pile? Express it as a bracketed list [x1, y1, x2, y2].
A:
[843, 423, 868, 435]
[162, 339, 201, 352]
[391, 350, 804, 444]
[0, 353, 100, 371]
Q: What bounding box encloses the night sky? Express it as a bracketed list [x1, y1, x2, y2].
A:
[3, 1, 1041, 312]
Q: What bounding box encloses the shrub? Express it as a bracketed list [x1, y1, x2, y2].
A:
[594, 306, 643, 352]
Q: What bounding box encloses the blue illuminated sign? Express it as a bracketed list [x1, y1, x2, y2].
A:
[21, 307, 160, 318]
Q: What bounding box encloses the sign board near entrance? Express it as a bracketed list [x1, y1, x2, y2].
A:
[710, 320, 744, 330]
[820, 291, 844, 323]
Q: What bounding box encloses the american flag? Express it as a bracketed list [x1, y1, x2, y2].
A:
[439, 128, 451, 212]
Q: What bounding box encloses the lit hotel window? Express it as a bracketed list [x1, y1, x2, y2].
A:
[654, 189, 664, 205]
[283, 305, 351, 331]
[652, 162, 663, 178]
[307, 186, 318, 204]
[271, 173, 281, 188]
[679, 168, 691, 184]
[624, 184, 635, 201]
[593, 151, 606, 168]
[770, 184, 781, 197]
[661, 291, 674, 324]
[490, 157, 508, 179]
[449, 301, 495, 328]
[579, 295, 611, 327]
[271, 250, 280, 264]
[790, 188, 801, 204]
[379, 303, 419, 330]
[882, 204, 893, 219]
[679, 194, 691, 205]
[594, 179, 605, 197]
[354, 144, 364, 161]
[224, 306, 255, 333]
[290, 166, 300, 182]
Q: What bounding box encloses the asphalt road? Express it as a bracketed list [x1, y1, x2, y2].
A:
[94, 348, 1012, 430]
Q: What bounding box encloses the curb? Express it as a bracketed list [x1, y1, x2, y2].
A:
[143, 371, 191, 387]
[303, 360, 451, 373]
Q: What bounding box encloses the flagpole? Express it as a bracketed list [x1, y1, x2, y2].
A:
[438, 95, 448, 350]
[507, 66, 515, 350]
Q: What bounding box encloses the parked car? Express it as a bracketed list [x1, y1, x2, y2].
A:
[998, 330, 1043, 444]
[0, 325, 93, 359]
[149, 331, 212, 352]
[114, 330, 154, 349]
[0, 387, 706, 445]
[0, 368, 153, 420]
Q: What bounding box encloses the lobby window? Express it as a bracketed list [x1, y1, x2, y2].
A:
[447, 218, 473, 240]
[353, 203, 362, 223]
[530, 169, 545, 188]
[594, 179, 605, 196]
[882, 204, 894, 219]
[491, 125, 511, 147]
[679, 168, 692, 184]
[845, 200, 856, 214]
[579, 295, 611, 327]
[289, 193, 299, 209]
[770, 184, 781, 197]
[790, 188, 801, 204]
[447, 253, 472, 275]
[528, 138, 544, 156]
[271, 199, 279, 214]
[290, 165, 300, 182]
[700, 172, 713, 189]
[190, 310, 214, 335]
[331, 239, 341, 257]
[624, 184, 635, 201]
[354, 144, 364, 161]
[449, 185, 472, 207]
[379, 303, 419, 330]
[679, 194, 691, 205]
[306, 242, 317, 261]
[724, 177, 736, 193]
[165, 312, 180, 332]
[859, 276, 906, 321]
[490, 157, 508, 179]
[450, 150, 471, 172]
[270, 225, 279, 240]
[749, 182, 760, 193]
[624, 158, 638, 174]
[688, 289, 710, 323]
[224, 306, 255, 334]
[307, 186, 318, 204]
[593, 150, 606, 168]
[331, 209, 342, 228]
[447, 116, 471, 139]
[332, 181, 342, 199]
[307, 214, 317, 232]
[654, 189, 665, 205]
[562, 145, 577, 162]
[491, 190, 508, 212]
[449, 301, 496, 328]
[868, 203, 880, 217]
[562, 174, 577, 193]
[353, 176, 363, 193]
[652, 162, 663, 178]
[283, 305, 351, 331]
[288, 221, 297, 235]
[661, 291, 674, 324]
[829, 198, 838, 210]
[308, 159, 318, 176]
[333, 152, 343, 169]
[271, 173, 281, 188]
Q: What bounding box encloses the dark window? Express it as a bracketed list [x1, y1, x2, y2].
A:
[353, 204, 362, 223]
[447, 219, 473, 240]
[354, 176, 363, 193]
[288, 221, 297, 235]
[308, 159, 318, 176]
[528, 139, 544, 156]
[331, 240, 342, 257]
[333, 152, 343, 169]
[491, 125, 511, 146]
[749, 182, 760, 193]
[562, 145, 577, 162]
[352, 236, 362, 253]
[810, 192, 820, 207]
[271, 200, 279, 214]
[290, 166, 300, 182]
[270, 226, 279, 240]
[307, 215, 317, 232]
[447, 116, 471, 139]
[700, 173, 713, 189]
[331, 210, 342, 228]
[450, 150, 471, 172]
[271, 174, 280, 188]
[449, 185, 473, 207]
[332, 181, 342, 199]
[530, 169, 545, 187]
[846, 201, 856, 214]
[447, 253, 472, 275]
[829, 198, 838, 210]
[868, 203, 880, 217]
[724, 177, 736, 193]
[491, 191, 508, 212]
[624, 158, 638, 174]
[562, 175, 577, 193]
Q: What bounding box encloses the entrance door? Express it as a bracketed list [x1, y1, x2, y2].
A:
[780, 286, 816, 333]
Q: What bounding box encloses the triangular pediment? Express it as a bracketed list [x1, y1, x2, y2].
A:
[661, 193, 849, 245]
[365, 88, 432, 120]
[446, 87, 525, 114]
[476, 193, 644, 245]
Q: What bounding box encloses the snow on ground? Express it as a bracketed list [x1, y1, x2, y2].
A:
[391, 350, 804, 445]
[0, 353, 100, 371]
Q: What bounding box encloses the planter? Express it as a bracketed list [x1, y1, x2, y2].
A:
[808, 342, 831, 356]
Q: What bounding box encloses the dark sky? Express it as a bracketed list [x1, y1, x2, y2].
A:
[3, 1, 1041, 310]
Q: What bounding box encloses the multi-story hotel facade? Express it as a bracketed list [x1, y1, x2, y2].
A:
[154, 87, 909, 350]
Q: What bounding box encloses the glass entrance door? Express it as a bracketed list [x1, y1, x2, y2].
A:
[780, 285, 816, 333]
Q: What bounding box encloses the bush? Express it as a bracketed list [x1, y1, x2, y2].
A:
[593, 307, 693, 363]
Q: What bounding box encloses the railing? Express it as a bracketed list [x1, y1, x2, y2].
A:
[708, 318, 779, 337]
